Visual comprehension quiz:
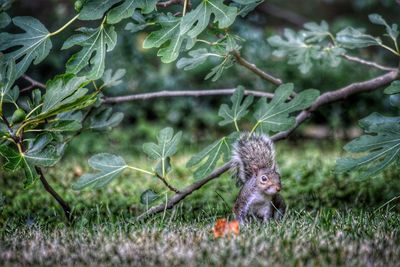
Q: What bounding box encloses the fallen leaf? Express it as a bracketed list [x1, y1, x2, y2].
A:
[213, 218, 240, 238]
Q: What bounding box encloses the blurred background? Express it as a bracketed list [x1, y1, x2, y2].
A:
[1, 0, 400, 222]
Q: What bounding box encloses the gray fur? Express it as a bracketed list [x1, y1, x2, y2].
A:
[232, 133, 277, 185]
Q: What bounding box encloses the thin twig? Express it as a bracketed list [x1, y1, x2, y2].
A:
[103, 88, 274, 104]
[20, 75, 46, 93]
[342, 54, 396, 72]
[36, 167, 73, 222]
[137, 69, 399, 220]
[156, 173, 181, 194]
[232, 50, 283, 85]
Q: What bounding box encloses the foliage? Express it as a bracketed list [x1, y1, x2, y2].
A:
[268, 14, 399, 74]
[336, 82, 400, 178]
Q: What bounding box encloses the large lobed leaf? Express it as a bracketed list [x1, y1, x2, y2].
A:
[336, 113, 400, 178]
[107, 0, 158, 24]
[0, 60, 16, 109]
[143, 14, 194, 63]
[73, 153, 127, 190]
[254, 83, 320, 134]
[0, 16, 52, 78]
[218, 86, 253, 128]
[62, 24, 117, 79]
[187, 133, 238, 179]
[143, 127, 182, 177]
[180, 0, 237, 39]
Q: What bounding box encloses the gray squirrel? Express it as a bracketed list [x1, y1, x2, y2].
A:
[231, 133, 286, 224]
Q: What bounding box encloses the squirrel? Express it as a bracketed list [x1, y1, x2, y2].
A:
[231, 133, 286, 224]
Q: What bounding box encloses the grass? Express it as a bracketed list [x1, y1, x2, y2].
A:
[0, 128, 399, 266]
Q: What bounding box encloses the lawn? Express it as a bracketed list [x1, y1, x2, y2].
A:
[0, 129, 399, 266]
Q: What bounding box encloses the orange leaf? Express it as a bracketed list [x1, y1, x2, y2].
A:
[213, 218, 240, 238]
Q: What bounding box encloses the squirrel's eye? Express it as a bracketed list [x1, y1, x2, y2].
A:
[261, 175, 268, 182]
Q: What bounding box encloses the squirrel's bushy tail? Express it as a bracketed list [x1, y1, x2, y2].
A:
[232, 133, 276, 185]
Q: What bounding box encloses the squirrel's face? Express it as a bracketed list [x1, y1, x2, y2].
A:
[256, 169, 281, 195]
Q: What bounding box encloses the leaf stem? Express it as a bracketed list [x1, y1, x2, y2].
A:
[182, 0, 189, 16]
[48, 14, 79, 37]
[126, 165, 154, 176]
[380, 44, 400, 56]
[234, 120, 240, 132]
[249, 121, 260, 135]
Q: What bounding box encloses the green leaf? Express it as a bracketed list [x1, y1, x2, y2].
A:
[140, 189, 160, 205]
[62, 24, 117, 79]
[73, 153, 127, 190]
[336, 113, 400, 178]
[0, 16, 52, 78]
[24, 134, 65, 167]
[89, 107, 124, 130]
[180, 0, 237, 39]
[232, 0, 263, 17]
[336, 27, 382, 49]
[218, 86, 253, 128]
[368, 13, 398, 41]
[0, 145, 22, 171]
[254, 83, 320, 134]
[101, 68, 126, 88]
[176, 48, 215, 70]
[143, 14, 194, 63]
[268, 29, 321, 74]
[107, 0, 158, 24]
[0, 60, 16, 106]
[205, 54, 235, 81]
[186, 135, 235, 179]
[44, 120, 82, 132]
[143, 127, 182, 177]
[302, 21, 331, 42]
[384, 81, 400, 94]
[78, 0, 121, 21]
[0, 12, 10, 28]
[41, 74, 88, 114]
[0, 144, 39, 185]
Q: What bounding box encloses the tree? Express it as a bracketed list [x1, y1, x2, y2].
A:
[0, 0, 398, 221]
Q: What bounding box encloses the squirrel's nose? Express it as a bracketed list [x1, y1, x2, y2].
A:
[276, 186, 281, 192]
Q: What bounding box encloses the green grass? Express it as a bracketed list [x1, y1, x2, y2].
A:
[0, 129, 399, 266]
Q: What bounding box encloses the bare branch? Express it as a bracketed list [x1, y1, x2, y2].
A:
[137, 69, 399, 220]
[232, 50, 283, 85]
[102, 88, 274, 104]
[20, 74, 46, 92]
[342, 54, 396, 72]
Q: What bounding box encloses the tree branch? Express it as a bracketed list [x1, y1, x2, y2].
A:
[36, 167, 73, 222]
[342, 54, 397, 72]
[271, 70, 398, 141]
[20, 75, 46, 92]
[232, 50, 283, 85]
[102, 88, 274, 104]
[137, 69, 399, 220]
[137, 163, 231, 220]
